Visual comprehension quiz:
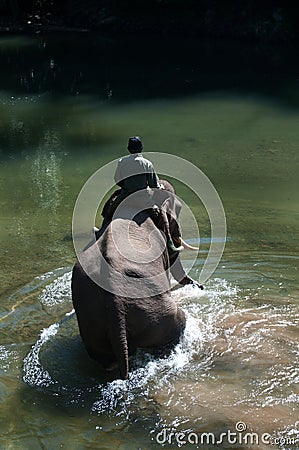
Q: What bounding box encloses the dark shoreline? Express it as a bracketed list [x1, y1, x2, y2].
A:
[0, 8, 298, 43]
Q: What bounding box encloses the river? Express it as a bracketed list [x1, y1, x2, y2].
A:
[0, 34, 298, 449]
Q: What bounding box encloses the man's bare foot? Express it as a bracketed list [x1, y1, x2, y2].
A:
[180, 276, 204, 290]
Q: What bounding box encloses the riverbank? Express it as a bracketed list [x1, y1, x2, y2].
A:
[0, 2, 298, 42]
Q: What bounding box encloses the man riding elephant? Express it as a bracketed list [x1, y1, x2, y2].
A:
[96, 136, 203, 290]
[101, 136, 183, 254]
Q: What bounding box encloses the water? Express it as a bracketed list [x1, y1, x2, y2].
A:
[0, 35, 298, 449]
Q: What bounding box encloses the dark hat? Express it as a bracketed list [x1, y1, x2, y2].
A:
[128, 136, 143, 152]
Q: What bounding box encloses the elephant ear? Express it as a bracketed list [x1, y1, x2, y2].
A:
[162, 193, 182, 221]
[152, 179, 182, 236]
[157, 179, 181, 218]
[167, 196, 182, 239]
[173, 196, 182, 221]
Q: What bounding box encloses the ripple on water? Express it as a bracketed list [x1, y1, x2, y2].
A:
[0, 268, 73, 344]
[19, 261, 299, 448]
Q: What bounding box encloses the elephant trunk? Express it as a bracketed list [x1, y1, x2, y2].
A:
[178, 237, 199, 251]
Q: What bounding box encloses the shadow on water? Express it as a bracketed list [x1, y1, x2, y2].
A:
[0, 34, 299, 104]
[0, 34, 298, 105]
[1, 33, 298, 164]
[20, 320, 118, 414]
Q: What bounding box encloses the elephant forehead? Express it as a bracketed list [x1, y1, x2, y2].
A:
[77, 242, 170, 298]
[75, 217, 171, 297]
[108, 218, 166, 263]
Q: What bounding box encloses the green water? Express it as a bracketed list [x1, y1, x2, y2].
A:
[0, 35, 298, 449]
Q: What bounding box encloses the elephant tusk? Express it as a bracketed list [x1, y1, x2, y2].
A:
[179, 237, 199, 251]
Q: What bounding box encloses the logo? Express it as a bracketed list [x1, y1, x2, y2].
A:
[155, 423, 298, 447]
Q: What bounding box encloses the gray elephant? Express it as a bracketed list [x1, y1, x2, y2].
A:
[72, 180, 199, 379]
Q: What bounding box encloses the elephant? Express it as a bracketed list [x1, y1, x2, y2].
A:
[71, 180, 199, 380]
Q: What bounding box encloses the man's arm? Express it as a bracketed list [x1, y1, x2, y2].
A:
[147, 164, 160, 189]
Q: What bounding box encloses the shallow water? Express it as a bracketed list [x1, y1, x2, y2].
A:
[0, 34, 298, 449]
[1, 257, 298, 449]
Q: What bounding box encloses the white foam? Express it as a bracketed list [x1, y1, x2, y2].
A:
[0, 345, 19, 373]
[23, 323, 59, 387]
[92, 278, 239, 416]
[39, 271, 72, 307]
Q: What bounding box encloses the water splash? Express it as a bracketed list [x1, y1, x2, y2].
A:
[22, 277, 236, 396]
[30, 129, 63, 214]
[91, 278, 240, 417]
[23, 324, 59, 387]
[39, 271, 72, 308]
[1, 267, 72, 325]
[0, 345, 19, 374]
[20, 270, 298, 446]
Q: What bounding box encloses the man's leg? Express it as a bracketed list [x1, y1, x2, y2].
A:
[160, 209, 184, 254]
[100, 189, 124, 230]
[148, 208, 183, 254]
